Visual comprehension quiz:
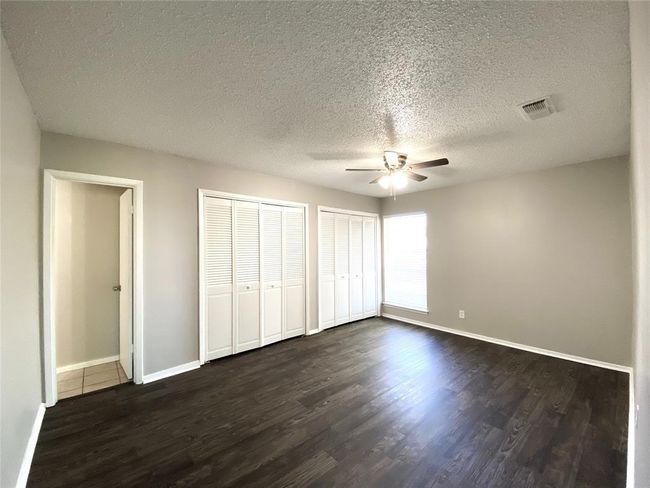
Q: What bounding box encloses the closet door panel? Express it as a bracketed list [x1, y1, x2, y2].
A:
[319, 212, 336, 329]
[284, 207, 306, 337]
[204, 197, 233, 360]
[261, 204, 283, 344]
[335, 278, 349, 325]
[235, 200, 260, 352]
[285, 284, 305, 337]
[349, 216, 364, 321]
[334, 213, 350, 325]
[263, 286, 282, 343]
[363, 217, 378, 317]
[237, 283, 260, 351]
[207, 291, 231, 357]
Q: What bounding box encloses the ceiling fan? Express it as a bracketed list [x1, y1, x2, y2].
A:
[346, 151, 449, 193]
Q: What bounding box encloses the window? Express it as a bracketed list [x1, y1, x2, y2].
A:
[383, 213, 427, 312]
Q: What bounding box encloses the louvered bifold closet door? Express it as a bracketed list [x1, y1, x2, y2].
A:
[334, 213, 350, 325]
[204, 197, 234, 360]
[283, 207, 306, 338]
[349, 216, 364, 321]
[362, 217, 378, 317]
[261, 204, 283, 345]
[319, 212, 336, 329]
[235, 200, 261, 352]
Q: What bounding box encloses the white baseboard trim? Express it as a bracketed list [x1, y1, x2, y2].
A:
[382, 313, 632, 374]
[306, 328, 321, 336]
[142, 360, 200, 384]
[627, 372, 635, 488]
[56, 355, 119, 374]
[16, 403, 46, 488]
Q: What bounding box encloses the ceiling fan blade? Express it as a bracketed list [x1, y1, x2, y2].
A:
[409, 158, 449, 169]
[369, 175, 384, 184]
[345, 168, 383, 171]
[406, 172, 428, 182]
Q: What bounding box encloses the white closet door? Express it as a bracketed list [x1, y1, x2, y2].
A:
[319, 212, 336, 329]
[235, 200, 260, 352]
[204, 197, 233, 360]
[349, 216, 364, 321]
[334, 213, 350, 325]
[363, 217, 378, 317]
[261, 204, 283, 345]
[284, 207, 306, 338]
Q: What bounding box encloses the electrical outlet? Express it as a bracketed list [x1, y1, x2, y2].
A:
[459, 310, 465, 319]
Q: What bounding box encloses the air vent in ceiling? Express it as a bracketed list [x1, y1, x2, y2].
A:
[517, 96, 555, 121]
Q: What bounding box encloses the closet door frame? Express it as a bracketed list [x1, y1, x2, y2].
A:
[198, 189, 309, 365]
[317, 206, 381, 333]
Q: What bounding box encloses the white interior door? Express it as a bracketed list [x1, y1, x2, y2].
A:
[284, 207, 306, 338]
[334, 213, 350, 325]
[319, 211, 336, 329]
[119, 189, 133, 379]
[235, 200, 261, 352]
[349, 216, 364, 321]
[363, 217, 378, 317]
[205, 197, 234, 360]
[261, 204, 283, 345]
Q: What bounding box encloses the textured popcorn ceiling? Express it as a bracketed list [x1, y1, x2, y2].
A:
[1, 1, 630, 196]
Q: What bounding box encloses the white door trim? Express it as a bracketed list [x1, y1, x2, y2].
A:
[43, 169, 145, 407]
[198, 188, 309, 365]
[317, 206, 381, 332]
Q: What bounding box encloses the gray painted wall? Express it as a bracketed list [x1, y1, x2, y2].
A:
[0, 35, 42, 487]
[41, 132, 381, 375]
[630, 2, 649, 486]
[381, 156, 633, 366]
[55, 181, 124, 368]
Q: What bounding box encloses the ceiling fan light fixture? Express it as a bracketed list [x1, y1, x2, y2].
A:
[346, 150, 449, 193]
[392, 171, 408, 190]
[384, 151, 399, 166]
[378, 174, 392, 189]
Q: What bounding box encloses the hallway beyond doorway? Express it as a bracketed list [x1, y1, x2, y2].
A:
[56, 361, 128, 399]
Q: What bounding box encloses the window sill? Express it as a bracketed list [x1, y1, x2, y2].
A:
[382, 303, 429, 315]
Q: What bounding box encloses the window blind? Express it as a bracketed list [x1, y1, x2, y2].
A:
[383, 213, 427, 312]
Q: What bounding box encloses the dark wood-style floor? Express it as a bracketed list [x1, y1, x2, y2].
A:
[29, 318, 628, 487]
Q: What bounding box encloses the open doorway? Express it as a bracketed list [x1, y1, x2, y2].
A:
[43, 170, 144, 406]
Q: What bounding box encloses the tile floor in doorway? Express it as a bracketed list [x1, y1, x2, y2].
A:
[57, 361, 129, 399]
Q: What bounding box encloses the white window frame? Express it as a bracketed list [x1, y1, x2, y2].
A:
[382, 211, 428, 314]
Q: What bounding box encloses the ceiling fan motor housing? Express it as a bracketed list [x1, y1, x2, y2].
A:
[383, 151, 408, 169]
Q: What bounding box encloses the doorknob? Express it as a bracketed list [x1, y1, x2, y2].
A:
[113, 285, 122, 292]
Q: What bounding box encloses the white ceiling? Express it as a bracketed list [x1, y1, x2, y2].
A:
[1, 1, 630, 197]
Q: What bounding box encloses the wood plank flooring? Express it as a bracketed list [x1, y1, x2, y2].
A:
[28, 318, 628, 487]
